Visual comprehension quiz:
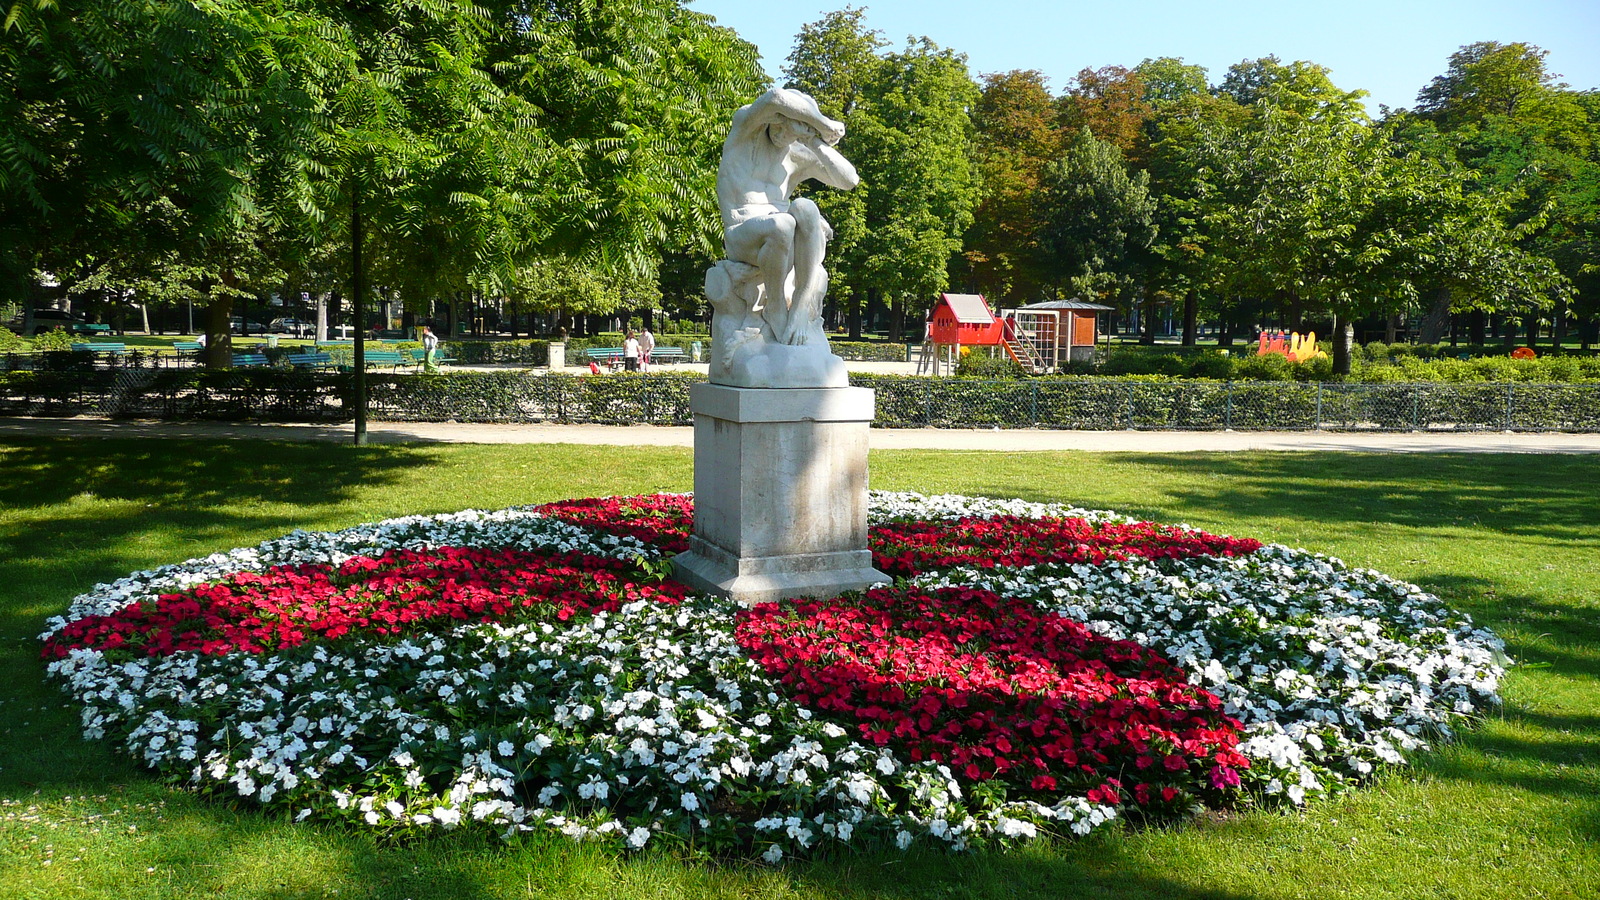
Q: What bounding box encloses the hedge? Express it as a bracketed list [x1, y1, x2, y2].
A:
[6, 368, 1599, 432]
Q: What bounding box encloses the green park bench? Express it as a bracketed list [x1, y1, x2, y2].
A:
[231, 353, 269, 368]
[647, 346, 686, 364]
[72, 342, 126, 356]
[71, 323, 112, 336]
[359, 349, 409, 370]
[286, 351, 334, 371]
[72, 343, 128, 367]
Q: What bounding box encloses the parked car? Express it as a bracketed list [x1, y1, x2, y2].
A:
[269, 317, 312, 337]
[5, 307, 87, 336]
[229, 316, 268, 335]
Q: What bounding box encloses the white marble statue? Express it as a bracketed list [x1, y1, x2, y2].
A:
[707, 89, 859, 388]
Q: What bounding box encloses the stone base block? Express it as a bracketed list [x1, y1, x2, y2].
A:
[672, 536, 889, 606]
[671, 382, 891, 605]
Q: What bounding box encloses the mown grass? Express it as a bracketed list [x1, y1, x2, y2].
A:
[0, 438, 1594, 899]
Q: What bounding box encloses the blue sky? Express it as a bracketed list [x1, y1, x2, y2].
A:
[688, 0, 1599, 114]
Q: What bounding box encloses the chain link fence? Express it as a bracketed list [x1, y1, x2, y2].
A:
[4, 369, 1600, 431]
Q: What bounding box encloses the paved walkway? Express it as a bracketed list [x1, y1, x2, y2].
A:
[4, 416, 1599, 453]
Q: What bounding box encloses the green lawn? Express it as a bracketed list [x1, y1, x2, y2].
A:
[1, 439, 1594, 899]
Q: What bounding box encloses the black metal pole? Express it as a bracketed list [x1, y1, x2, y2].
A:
[352, 178, 367, 446]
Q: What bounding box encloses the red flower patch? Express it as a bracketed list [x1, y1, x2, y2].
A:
[535, 495, 1260, 580]
[735, 586, 1249, 811]
[43, 547, 687, 661]
[536, 494, 694, 553]
[869, 516, 1261, 579]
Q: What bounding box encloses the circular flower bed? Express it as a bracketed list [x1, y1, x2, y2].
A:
[41, 493, 1505, 860]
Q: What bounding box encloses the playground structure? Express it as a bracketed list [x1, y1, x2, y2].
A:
[1256, 330, 1326, 362]
[918, 295, 1111, 375]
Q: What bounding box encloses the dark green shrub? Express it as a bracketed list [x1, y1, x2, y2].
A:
[1186, 351, 1237, 380]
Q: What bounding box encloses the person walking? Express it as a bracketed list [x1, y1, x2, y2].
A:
[638, 326, 656, 373]
[623, 329, 641, 372]
[420, 325, 440, 373]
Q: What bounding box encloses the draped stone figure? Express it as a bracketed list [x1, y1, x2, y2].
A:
[706, 88, 859, 388]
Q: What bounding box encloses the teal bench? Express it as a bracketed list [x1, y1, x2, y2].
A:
[360, 349, 409, 370]
[647, 346, 686, 364]
[172, 341, 203, 353]
[286, 351, 334, 370]
[71, 323, 111, 336]
[232, 353, 269, 368]
[585, 347, 624, 371]
[72, 342, 126, 355]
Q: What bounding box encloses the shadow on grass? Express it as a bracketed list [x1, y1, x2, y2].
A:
[950, 451, 1598, 539]
[790, 838, 1257, 900]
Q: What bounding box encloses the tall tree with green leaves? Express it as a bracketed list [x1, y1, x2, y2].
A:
[1037, 128, 1157, 324]
[847, 37, 981, 341]
[782, 6, 884, 337]
[961, 69, 1064, 305]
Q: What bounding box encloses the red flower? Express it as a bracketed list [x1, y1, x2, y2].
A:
[734, 586, 1247, 810]
[43, 547, 687, 661]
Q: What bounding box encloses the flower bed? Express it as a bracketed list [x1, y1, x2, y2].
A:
[41, 493, 1505, 860]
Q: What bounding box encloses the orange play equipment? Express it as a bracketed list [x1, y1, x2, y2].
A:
[1256, 330, 1326, 362]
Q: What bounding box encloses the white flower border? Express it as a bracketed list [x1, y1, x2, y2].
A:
[41, 492, 1504, 858]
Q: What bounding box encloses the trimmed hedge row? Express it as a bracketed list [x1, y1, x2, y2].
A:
[6, 369, 1599, 431]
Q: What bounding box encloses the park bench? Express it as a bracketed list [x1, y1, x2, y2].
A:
[172, 341, 203, 353]
[647, 346, 686, 365]
[231, 353, 269, 368]
[71, 323, 112, 336]
[72, 342, 126, 356]
[286, 351, 334, 371]
[360, 349, 409, 370]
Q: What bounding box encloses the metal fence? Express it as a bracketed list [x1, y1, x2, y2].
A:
[4, 370, 1600, 432]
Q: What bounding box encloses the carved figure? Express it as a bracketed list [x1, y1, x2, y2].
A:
[707, 89, 859, 388]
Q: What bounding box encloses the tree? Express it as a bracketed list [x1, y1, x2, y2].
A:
[1220, 56, 1370, 123]
[848, 38, 981, 341]
[1417, 41, 1568, 128]
[1412, 41, 1594, 345]
[782, 6, 885, 337]
[1060, 65, 1153, 161]
[1037, 128, 1157, 316]
[1134, 57, 1210, 105]
[962, 70, 1065, 304]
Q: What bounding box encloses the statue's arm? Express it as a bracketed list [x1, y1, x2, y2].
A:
[731, 88, 845, 144]
[790, 137, 860, 191]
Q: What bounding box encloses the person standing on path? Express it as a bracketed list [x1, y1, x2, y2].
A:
[623, 330, 641, 372]
[638, 327, 656, 373]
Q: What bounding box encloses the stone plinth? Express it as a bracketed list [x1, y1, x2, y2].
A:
[672, 382, 890, 605]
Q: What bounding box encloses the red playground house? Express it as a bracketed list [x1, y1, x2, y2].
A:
[919, 293, 1005, 374]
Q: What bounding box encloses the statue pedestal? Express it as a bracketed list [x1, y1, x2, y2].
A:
[672, 382, 889, 605]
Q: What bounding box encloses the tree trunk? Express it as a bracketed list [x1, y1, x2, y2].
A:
[1181, 291, 1198, 346]
[203, 284, 234, 369]
[1553, 300, 1567, 351]
[1522, 314, 1540, 348]
[848, 299, 863, 341]
[1469, 309, 1486, 347]
[1332, 317, 1354, 376]
[887, 296, 904, 343]
[1500, 315, 1517, 346]
[1416, 287, 1452, 344]
[1138, 295, 1156, 345]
